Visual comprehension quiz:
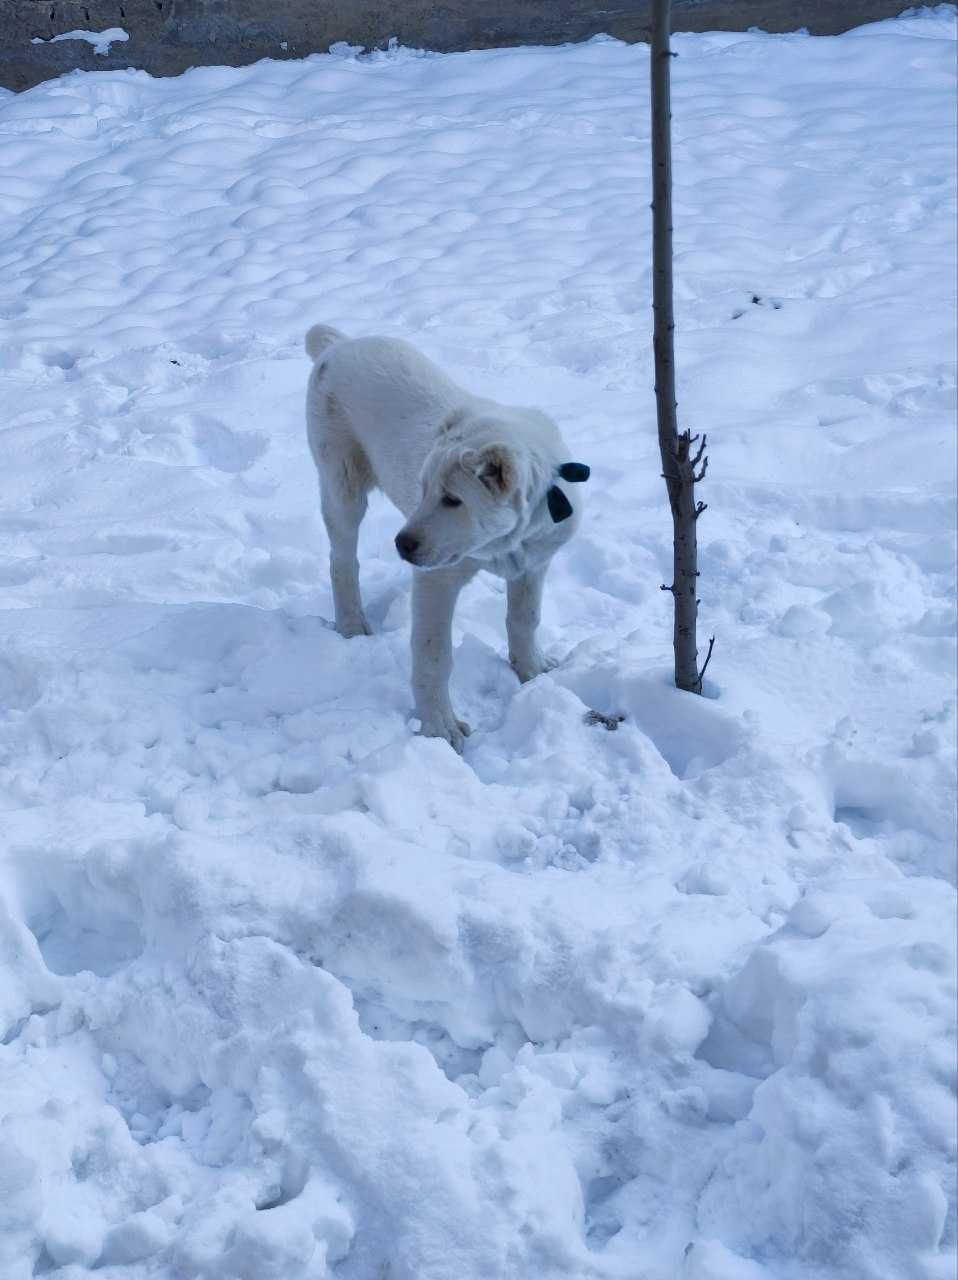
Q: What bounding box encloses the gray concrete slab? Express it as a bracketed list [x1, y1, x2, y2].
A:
[3, 0, 930, 92]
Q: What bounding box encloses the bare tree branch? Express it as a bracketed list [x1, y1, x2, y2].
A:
[697, 634, 716, 689]
[651, 0, 713, 693]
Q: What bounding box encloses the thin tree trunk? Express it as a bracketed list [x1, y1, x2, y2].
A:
[650, 0, 710, 692]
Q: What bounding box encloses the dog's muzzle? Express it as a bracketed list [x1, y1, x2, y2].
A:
[395, 530, 420, 562]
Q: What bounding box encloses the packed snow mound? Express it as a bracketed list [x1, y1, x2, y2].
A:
[699, 880, 956, 1280]
[0, 8, 955, 1279]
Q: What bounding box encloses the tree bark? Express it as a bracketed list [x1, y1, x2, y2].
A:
[650, 0, 709, 692]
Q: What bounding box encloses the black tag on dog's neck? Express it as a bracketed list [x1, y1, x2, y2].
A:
[548, 462, 589, 522]
[547, 485, 574, 523]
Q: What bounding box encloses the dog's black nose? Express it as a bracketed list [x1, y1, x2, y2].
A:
[395, 531, 419, 561]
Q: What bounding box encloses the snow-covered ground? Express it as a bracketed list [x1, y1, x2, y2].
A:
[0, 8, 955, 1278]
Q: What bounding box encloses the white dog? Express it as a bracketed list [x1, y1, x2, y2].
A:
[305, 325, 589, 751]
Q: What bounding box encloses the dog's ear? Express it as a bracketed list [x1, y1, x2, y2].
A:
[465, 444, 516, 497]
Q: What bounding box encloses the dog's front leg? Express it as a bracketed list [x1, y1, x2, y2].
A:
[411, 563, 476, 752]
[507, 564, 557, 682]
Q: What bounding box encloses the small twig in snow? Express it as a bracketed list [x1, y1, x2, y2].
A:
[696, 635, 716, 691]
[584, 709, 626, 731]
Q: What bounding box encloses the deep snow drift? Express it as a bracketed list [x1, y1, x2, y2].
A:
[0, 9, 955, 1279]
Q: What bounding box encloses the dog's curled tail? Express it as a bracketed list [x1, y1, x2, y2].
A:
[304, 324, 346, 363]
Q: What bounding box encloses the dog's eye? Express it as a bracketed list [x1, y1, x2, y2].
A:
[441, 494, 462, 508]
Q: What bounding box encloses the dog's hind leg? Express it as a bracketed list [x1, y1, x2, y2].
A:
[507, 565, 558, 682]
[411, 561, 478, 752]
[320, 442, 373, 639]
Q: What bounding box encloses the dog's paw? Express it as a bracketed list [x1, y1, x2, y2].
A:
[336, 615, 371, 639]
[418, 709, 472, 754]
[510, 650, 558, 683]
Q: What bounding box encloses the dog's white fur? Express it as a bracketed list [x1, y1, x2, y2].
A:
[305, 325, 583, 751]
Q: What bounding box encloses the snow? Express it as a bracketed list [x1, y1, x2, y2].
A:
[30, 28, 130, 57]
[0, 7, 955, 1278]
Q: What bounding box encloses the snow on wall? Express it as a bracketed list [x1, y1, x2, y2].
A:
[5, 0, 938, 92]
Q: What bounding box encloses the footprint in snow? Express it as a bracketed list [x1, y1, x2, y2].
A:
[191, 416, 269, 474]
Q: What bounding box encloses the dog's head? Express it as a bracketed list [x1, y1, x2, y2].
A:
[395, 411, 536, 570]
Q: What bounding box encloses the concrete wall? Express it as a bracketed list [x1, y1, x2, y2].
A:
[5, 1, 928, 92]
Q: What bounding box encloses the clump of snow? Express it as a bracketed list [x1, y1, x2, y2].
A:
[30, 27, 130, 56]
[0, 8, 955, 1279]
[698, 880, 956, 1278]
